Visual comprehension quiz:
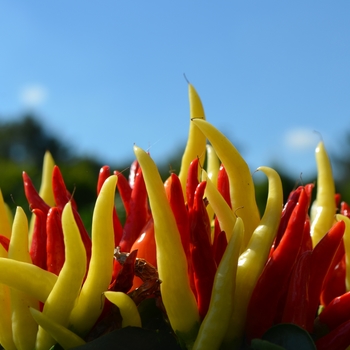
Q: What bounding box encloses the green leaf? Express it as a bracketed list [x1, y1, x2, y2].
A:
[260, 324, 316, 350]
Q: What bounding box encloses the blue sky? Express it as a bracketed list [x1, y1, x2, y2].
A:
[1, 1, 349, 180]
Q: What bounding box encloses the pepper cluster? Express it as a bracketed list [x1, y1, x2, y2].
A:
[0, 84, 349, 350]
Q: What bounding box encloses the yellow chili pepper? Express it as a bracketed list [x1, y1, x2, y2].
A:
[30, 308, 86, 350]
[36, 202, 87, 350]
[134, 145, 200, 347]
[104, 291, 142, 328]
[0, 258, 56, 302]
[201, 170, 236, 242]
[310, 141, 336, 247]
[8, 207, 39, 350]
[205, 144, 220, 226]
[69, 175, 117, 336]
[38, 151, 56, 207]
[191, 119, 260, 248]
[193, 217, 244, 350]
[223, 166, 283, 349]
[0, 190, 12, 239]
[178, 83, 207, 199]
[336, 214, 350, 291]
[0, 245, 16, 350]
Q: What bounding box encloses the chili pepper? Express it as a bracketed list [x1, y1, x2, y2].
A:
[223, 166, 283, 349]
[134, 145, 200, 345]
[98, 166, 123, 246]
[217, 163, 231, 208]
[273, 186, 303, 251]
[337, 214, 350, 291]
[0, 235, 9, 251]
[114, 170, 132, 216]
[320, 255, 346, 307]
[29, 208, 47, 270]
[300, 216, 313, 254]
[193, 217, 244, 350]
[29, 308, 86, 349]
[119, 167, 150, 252]
[178, 83, 207, 199]
[318, 291, 350, 331]
[110, 249, 138, 293]
[104, 291, 142, 328]
[130, 218, 157, 269]
[189, 181, 217, 320]
[36, 201, 87, 350]
[202, 169, 236, 242]
[52, 165, 74, 210]
[22, 171, 51, 215]
[46, 207, 65, 275]
[340, 201, 350, 218]
[128, 159, 140, 189]
[281, 251, 312, 329]
[315, 318, 350, 350]
[164, 173, 191, 261]
[310, 141, 336, 247]
[38, 151, 56, 207]
[0, 190, 12, 239]
[69, 175, 117, 337]
[307, 220, 345, 331]
[192, 118, 260, 249]
[186, 157, 200, 209]
[205, 144, 220, 222]
[0, 245, 15, 350]
[8, 207, 39, 350]
[246, 187, 309, 341]
[212, 219, 228, 266]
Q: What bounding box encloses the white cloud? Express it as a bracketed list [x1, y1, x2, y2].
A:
[284, 128, 319, 151]
[20, 85, 48, 107]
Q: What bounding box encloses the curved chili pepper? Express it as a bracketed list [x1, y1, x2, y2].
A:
[340, 201, 350, 218]
[318, 291, 350, 331]
[114, 170, 132, 217]
[29, 208, 47, 270]
[315, 318, 350, 350]
[300, 216, 313, 254]
[52, 165, 77, 210]
[178, 83, 207, 199]
[189, 181, 217, 320]
[22, 171, 50, 215]
[0, 235, 9, 252]
[98, 166, 123, 247]
[119, 167, 150, 252]
[46, 207, 65, 275]
[212, 219, 228, 266]
[246, 187, 309, 340]
[307, 220, 345, 331]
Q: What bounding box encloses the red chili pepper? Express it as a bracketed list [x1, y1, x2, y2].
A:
[119, 167, 150, 252]
[22, 171, 50, 215]
[281, 250, 312, 330]
[29, 208, 47, 270]
[189, 181, 217, 320]
[246, 188, 309, 340]
[335, 193, 341, 209]
[273, 186, 303, 251]
[212, 217, 227, 266]
[52, 165, 77, 210]
[318, 291, 350, 331]
[186, 158, 200, 209]
[307, 220, 346, 331]
[46, 207, 65, 275]
[340, 201, 350, 218]
[300, 217, 313, 254]
[97, 166, 123, 247]
[0, 235, 9, 251]
[114, 170, 132, 217]
[164, 173, 191, 260]
[320, 254, 346, 307]
[128, 160, 139, 189]
[217, 163, 231, 208]
[315, 319, 350, 350]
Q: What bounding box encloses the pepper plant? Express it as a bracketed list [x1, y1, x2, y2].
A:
[0, 84, 350, 350]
